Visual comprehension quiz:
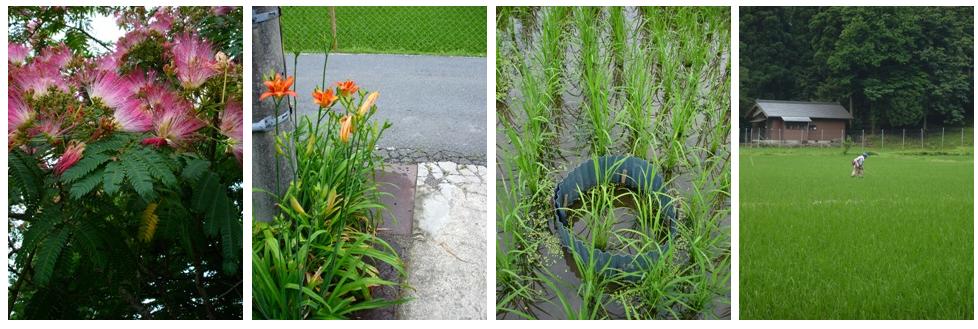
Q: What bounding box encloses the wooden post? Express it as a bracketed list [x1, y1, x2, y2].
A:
[330, 7, 338, 51]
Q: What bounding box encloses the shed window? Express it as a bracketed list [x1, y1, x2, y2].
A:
[785, 122, 807, 130]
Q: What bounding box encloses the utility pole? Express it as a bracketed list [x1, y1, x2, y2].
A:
[252, 7, 295, 222]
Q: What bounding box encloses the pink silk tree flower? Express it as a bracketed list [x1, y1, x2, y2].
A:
[8, 90, 34, 132]
[14, 59, 68, 97]
[219, 100, 243, 161]
[53, 141, 86, 175]
[114, 99, 153, 133]
[33, 119, 67, 140]
[35, 44, 72, 69]
[124, 69, 158, 95]
[140, 85, 179, 111]
[148, 8, 176, 33]
[212, 6, 235, 16]
[142, 98, 205, 148]
[87, 71, 134, 110]
[8, 43, 30, 65]
[170, 33, 218, 89]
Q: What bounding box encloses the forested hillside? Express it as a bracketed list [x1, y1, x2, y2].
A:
[740, 7, 973, 130]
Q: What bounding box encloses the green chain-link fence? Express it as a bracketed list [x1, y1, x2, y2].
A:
[280, 6, 487, 57]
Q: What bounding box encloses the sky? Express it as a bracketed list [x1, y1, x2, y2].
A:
[88, 13, 125, 53]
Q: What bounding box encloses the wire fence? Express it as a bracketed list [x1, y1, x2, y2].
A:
[741, 127, 973, 151]
[279, 6, 487, 56]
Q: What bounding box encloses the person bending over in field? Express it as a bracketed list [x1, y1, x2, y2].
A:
[851, 152, 869, 177]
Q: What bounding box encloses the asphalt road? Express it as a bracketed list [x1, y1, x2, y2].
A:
[286, 53, 488, 160]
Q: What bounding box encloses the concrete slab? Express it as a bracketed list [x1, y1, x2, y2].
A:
[397, 162, 487, 320]
[375, 164, 418, 236]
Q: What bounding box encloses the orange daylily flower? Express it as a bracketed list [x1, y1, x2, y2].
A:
[337, 80, 359, 97]
[260, 74, 297, 101]
[339, 115, 354, 143]
[357, 91, 379, 116]
[312, 87, 339, 108]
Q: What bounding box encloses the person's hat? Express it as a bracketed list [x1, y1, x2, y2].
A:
[862, 152, 869, 157]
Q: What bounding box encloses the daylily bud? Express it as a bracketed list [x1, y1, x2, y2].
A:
[339, 115, 353, 143]
[289, 196, 307, 216]
[305, 135, 316, 156]
[357, 91, 379, 116]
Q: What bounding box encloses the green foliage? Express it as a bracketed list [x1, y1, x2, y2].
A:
[252, 81, 404, 319]
[33, 228, 70, 286]
[497, 6, 730, 320]
[9, 6, 243, 320]
[740, 148, 972, 319]
[741, 7, 973, 128]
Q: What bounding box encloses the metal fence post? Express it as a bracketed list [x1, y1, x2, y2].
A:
[861, 129, 865, 150]
[902, 128, 905, 149]
[962, 127, 965, 147]
[329, 7, 338, 51]
[881, 129, 884, 151]
[921, 128, 924, 149]
[941, 127, 945, 150]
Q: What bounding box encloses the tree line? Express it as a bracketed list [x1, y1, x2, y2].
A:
[740, 7, 973, 130]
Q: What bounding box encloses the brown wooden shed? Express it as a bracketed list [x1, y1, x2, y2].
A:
[745, 99, 853, 143]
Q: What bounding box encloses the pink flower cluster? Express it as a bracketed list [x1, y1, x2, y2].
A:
[8, 8, 242, 174]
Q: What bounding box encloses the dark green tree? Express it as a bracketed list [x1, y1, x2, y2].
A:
[8, 7, 243, 319]
[740, 7, 973, 129]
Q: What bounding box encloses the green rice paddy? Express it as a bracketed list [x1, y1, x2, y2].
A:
[740, 147, 974, 319]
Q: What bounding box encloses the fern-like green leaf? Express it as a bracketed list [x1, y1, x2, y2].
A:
[101, 161, 126, 196]
[121, 154, 155, 200]
[139, 202, 160, 243]
[70, 220, 106, 269]
[220, 211, 242, 274]
[181, 158, 211, 181]
[33, 228, 70, 286]
[19, 206, 64, 261]
[199, 174, 230, 237]
[84, 134, 131, 155]
[9, 149, 44, 203]
[69, 168, 104, 199]
[136, 148, 177, 187]
[60, 152, 110, 183]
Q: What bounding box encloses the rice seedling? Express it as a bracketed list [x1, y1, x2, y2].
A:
[574, 7, 615, 155]
[496, 6, 730, 320]
[540, 6, 569, 110]
[741, 147, 972, 319]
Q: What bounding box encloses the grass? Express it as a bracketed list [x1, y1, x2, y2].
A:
[496, 6, 730, 319]
[740, 147, 974, 319]
[280, 6, 487, 57]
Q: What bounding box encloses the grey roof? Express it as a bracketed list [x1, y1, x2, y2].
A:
[752, 99, 853, 120]
[782, 116, 812, 122]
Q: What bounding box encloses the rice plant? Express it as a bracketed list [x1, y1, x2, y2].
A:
[575, 6, 615, 155]
[496, 6, 730, 320]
